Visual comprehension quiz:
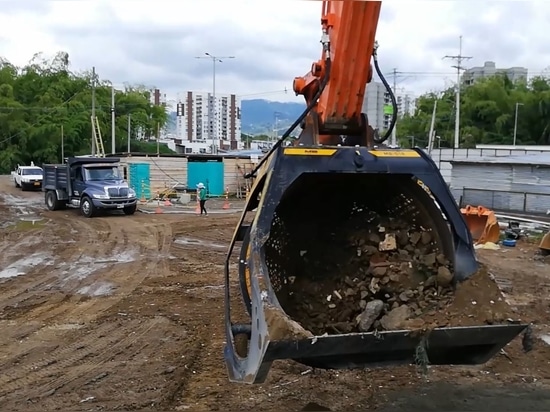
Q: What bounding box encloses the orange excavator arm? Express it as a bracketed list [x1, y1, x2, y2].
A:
[292, 0, 384, 146]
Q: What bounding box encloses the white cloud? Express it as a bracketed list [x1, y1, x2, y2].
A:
[0, 0, 548, 105]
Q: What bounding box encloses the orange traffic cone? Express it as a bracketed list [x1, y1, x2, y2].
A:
[195, 199, 201, 215]
[222, 187, 230, 210]
[164, 199, 172, 206]
[155, 198, 163, 214]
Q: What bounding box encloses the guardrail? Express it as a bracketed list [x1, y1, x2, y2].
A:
[458, 187, 550, 216]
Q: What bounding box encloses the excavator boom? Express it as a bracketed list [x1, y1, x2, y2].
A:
[222, 0, 527, 385]
[293, 1, 381, 144]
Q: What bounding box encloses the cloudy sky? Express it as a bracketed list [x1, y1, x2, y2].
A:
[0, 0, 548, 104]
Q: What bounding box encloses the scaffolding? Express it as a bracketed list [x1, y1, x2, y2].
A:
[235, 162, 255, 199]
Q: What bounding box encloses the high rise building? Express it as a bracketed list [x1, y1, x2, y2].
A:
[176, 91, 241, 151]
[362, 82, 416, 131]
[150, 88, 166, 106]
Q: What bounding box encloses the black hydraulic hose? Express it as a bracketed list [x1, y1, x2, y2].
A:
[244, 57, 332, 179]
[372, 46, 398, 144]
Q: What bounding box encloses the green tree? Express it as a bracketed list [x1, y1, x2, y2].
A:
[0, 51, 171, 173]
[397, 74, 550, 148]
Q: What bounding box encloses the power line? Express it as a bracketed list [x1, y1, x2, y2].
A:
[443, 35, 472, 149]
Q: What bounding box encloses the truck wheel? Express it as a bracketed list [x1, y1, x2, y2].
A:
[123, 204, 137, 215]
[14, 179, 19, 188]
[45, 191, 58, 211]
[80, 196, 95, 218]
[45, 190, 66, 211]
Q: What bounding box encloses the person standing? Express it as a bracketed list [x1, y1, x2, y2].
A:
[197, 182, 208, 215]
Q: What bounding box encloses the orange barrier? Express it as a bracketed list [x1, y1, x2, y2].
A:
[460, 205, 501, 245]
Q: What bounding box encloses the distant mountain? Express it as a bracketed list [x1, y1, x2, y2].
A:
[165, 98, 307, 136]
[241, 99, 306, 135]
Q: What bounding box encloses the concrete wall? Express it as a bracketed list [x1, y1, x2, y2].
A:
[450, 163, 550, 215]
[117, 154, 258, 197]
[119, 156, 188, 195]
[427, 148, 550, 183]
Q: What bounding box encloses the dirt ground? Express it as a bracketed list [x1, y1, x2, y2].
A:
[1, 175, 550, 411]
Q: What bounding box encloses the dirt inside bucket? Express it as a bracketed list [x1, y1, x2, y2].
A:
[277, 216, 514, 336]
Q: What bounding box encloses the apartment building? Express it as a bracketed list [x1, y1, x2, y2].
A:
[462, 61, 528, 85]
[362, 82, 416, 131]
[150, 88, 167, 106]
[176, 91, 242, 151]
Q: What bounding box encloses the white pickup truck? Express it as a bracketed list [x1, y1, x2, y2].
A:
[12, 162, 44, 191]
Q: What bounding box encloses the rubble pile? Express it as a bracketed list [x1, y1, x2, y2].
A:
[282, 217, 511, 336]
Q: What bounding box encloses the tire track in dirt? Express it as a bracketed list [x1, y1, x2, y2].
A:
[0, 317, 165, 407]
[0, 216, 108, 309]
[1, 214, 163, 320]
[0, 210, 177, 391]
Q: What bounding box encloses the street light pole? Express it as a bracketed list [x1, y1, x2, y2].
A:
[195, 53, 235, 154]
[513, 102, 524, 146]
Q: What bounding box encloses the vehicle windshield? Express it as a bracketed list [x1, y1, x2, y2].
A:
[22, 168, 43, 176]
[84, 166, 121, 181]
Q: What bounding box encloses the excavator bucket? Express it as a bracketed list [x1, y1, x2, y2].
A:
[223, 146, 527, 384]
[540, 231, 550, 255]
[460, 205, 501, 245]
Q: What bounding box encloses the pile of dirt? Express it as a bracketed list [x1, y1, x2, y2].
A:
[281, 217, 514, 336]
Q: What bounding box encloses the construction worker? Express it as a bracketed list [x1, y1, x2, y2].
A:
[197, 182, 208, 215]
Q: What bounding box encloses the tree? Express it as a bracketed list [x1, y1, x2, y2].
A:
[0, 52, 170, 173]
[396, 74, 550, 148]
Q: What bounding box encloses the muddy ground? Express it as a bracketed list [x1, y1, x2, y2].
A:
[1, 175, 550, 411]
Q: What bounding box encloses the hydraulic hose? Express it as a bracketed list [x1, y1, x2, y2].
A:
[372, 45, 398, 144]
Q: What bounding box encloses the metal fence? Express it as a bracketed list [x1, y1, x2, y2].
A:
[458, 187, 550, 215]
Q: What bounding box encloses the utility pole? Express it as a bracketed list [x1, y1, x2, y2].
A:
[156, 122, 160, 156]
[61, 125, 64, 163]
[111, 86, 116, 154]
[391, 68, 398, 146]
[127, 114, 131, 153]
[513, 102, 524, 146]
[443, 35, 472, 149]
[427, 100, 438, 154]
[91, 66, 96, 156]
[195, 53, 236, 154]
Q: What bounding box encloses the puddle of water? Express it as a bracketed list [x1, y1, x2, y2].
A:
[47, 323, 84, 331]
[0, 253, 53, 279]
[186, 285, 224, 293]
[59, 250, 139, 282]
[77, 281, 115, 297]
[174, 237, 226, 249]
[1, 194, 42, 207]
[61, 263, 108, 282]
[19, 216, 44, 222]
[14, 219, 46, 231]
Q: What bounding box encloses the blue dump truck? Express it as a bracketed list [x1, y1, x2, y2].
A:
[42, 156, 138, 218]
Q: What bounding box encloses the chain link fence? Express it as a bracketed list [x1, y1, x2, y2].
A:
[458, 188, 550, 216]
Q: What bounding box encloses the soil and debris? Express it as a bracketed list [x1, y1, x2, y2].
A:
[2, 176, 550, 411]
[281, 217, 514, 336]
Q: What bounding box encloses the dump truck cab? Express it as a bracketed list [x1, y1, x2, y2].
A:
[43, 157, 138, 218]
